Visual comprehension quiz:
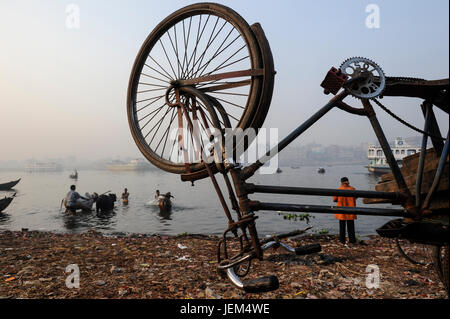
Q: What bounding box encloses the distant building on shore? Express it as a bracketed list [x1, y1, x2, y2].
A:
[106, 159, 152, 171]
[25, 161, 63, 172]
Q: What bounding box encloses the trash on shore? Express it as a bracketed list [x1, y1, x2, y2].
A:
[0, 230, 446, 299]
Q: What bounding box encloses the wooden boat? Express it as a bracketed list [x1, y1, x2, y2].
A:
[62, 192, 96, 213]
[0, 193, 16, 213]
[363, 148, 448, 212]
[0, 178, 21, 190]
[69, 170, 78, 179]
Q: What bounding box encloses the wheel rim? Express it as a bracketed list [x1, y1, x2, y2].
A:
[127, 3, 264, 174]
[395, 238, 432, 266]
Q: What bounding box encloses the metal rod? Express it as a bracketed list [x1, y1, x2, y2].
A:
[226, 268, 244, 288]
[415, 103, 431, 207]
[242, 91, 348, 179]
[421, 102, 444, 156]
[245, 183, 404, 200]
[362, 100, 411, 196]
[177, 89, 235, 226]
[249, 201, 408, 217]
[422, 130, 450, 210]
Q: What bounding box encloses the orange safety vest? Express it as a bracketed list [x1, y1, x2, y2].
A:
[333, 184, 357, 220]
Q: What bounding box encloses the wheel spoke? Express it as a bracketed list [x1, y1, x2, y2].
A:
[136, 94, 165, 106]
[137, 87, 167, 94]
[211, 96, 245, 111]
[192, 18, 231, 79]
[195, 30, 239, 78]
[152, 107, 177, 151]
[144, 62, 173, 81]
[136, 94, 165, 113]
[128, 4, 270, 173]
[144, 106, 173, 139]
[140, 103, 167, 131]
[202, 46, 248, 77]
[181, 17, 193, 79]
[157, 40, 178, 79]
[141, 72, 170, 84]
[166, 27, 183, 79]
[189, 16, 222, 79]
[185, 15, 211, 80]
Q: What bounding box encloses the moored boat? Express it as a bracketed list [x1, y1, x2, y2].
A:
[25, 161, 63, 172]
[107, 159, 152, 171]
[367, 137, 421, 174]
[0, 193, 16, 213]
[62, 192, 96, 213]
[69, 170, 78, 179]
[0, 178, 21, 190]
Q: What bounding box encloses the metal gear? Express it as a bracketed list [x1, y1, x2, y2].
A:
[340, 57, 386, 99]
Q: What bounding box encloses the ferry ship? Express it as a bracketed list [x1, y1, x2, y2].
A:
[106, 159, 152, 171]
[25, 161, 63, 172]
[367, 137, 421, 174]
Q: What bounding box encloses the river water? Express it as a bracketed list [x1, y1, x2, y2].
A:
[0, 165, 396, 238]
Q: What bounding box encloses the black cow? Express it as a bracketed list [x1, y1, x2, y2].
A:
[95, 193, 117, 213]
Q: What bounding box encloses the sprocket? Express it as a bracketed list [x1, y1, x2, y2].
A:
[340, 57, 386, 99]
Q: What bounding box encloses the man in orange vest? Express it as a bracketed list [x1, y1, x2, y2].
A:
[333, 177, 357, 244]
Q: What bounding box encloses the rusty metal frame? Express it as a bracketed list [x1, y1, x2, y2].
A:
[176, 74, 449, 281]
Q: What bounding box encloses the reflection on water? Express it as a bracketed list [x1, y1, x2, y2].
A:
[158, 207, 172, 221]
[61, 212, 96, 232]
[0, 165, 394, 237]
[60, 208, 118, 233]
[0, 213, 11, 224]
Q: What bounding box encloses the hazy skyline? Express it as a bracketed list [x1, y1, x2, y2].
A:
[1, 0, 448, 161]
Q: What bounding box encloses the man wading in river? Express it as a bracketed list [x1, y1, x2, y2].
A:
[333, 177, 357, 245]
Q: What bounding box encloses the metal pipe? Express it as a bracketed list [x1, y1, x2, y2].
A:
[415, 103, 431, 207]
[245, 183, 404, 200]
[242, 91, 348, 179]
[421, 102, 444, 156]
[226, 268, 244, 289]
[249, 201, 408, 217]
[362, 100, 412, 198]
[422, 130, 450, 210]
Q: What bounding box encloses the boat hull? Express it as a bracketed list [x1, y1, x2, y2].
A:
[367, 166, 392, 175]
[0, 195, 14, 212]
[0, 179, 21, 190]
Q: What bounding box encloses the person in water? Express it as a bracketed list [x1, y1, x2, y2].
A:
[65, 185, 88, 213]
[155, 190, 161, 200]
[164, 192, 174, 199]
[121, 188, 129, 204]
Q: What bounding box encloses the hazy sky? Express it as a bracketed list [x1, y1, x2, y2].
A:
[0, 0, 448, 161]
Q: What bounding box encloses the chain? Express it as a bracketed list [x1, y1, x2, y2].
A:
[371, 98, 446, 141]
[385, 76, 426, 83]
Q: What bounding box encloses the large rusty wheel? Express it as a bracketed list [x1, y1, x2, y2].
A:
[127, 3, 274, 174]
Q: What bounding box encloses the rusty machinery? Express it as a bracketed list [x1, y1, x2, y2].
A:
[127, 3, 449, 293]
